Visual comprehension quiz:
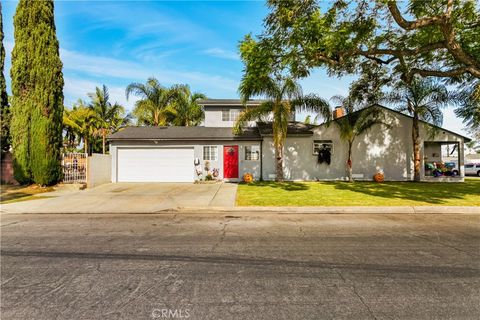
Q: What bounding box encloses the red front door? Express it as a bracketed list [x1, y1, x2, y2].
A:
[223, 145, 239, 179]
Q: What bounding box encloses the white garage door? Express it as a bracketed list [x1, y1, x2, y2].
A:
[117, 148, 194, 182]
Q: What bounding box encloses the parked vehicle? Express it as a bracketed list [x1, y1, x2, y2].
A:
[465, 163, 480, 177]
[444, 162, 459, 176]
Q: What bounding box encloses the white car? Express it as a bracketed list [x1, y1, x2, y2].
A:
[465, 163, 480, 177]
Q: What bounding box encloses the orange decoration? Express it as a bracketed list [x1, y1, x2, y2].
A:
[243, 173, 254, 183]
[373, 172, 384, 183]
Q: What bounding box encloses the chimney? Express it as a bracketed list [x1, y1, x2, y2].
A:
[333, 106, 344, 119]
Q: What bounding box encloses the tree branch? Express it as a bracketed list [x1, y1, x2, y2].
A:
[387, 1, 445, 30]
[410, 66, 480, 79]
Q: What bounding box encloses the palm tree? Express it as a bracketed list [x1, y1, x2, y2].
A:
[88, 85, 129, 154]
[165, 85, 206, 126]
[385, 78, 454, 182]
[330, 95, 388, 182]
[454, 80, 479, 136]
[126, 77, 178, 126]
[63, 102, 97, 154]
[234, 76, 331, 181]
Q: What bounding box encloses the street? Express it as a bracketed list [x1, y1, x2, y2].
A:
[1, 212, 479, 319]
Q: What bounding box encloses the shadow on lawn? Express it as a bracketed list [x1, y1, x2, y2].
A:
[330, 180, 480, 204]
[0, 191, 32, 203]
[243, 181, 310, 191]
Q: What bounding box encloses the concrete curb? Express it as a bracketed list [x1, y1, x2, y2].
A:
[2, 206, 479, 215]
[175, 206, 480, 214]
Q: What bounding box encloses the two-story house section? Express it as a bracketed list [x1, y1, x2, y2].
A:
[108, 100, 470, 183]
[108, 99, 267, 182]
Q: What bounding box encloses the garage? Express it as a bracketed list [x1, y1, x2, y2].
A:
[116, 147, 194, 182]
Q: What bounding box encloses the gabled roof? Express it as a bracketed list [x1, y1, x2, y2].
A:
[257, 121, 317, 136]
[108, 126, 262, 141]
[320, 104, 471, 142]
[197, 99, 265, 107]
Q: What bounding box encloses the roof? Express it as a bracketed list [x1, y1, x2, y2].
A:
[197, 99, 265, 107]
[108, 126, 262, 141]
[257, 121, 317, 136]
[108, 121, 316, 141]
[321, 104, 472, 142]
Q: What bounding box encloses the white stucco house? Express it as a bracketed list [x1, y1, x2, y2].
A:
[107, 99, 470, 183]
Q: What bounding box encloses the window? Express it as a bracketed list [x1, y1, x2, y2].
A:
[313, 140, 333, 155]
[222, 108, 241, 122]
[245, 145, 260, 161]
[203, 146, 218, 161]
[465, 164, 474, 168]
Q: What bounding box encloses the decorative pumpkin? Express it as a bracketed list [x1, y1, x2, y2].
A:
[373, 172, 384, 183]
[243, 173, 254, 183]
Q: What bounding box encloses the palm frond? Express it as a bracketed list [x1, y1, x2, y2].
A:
[233, 101, 274, 134]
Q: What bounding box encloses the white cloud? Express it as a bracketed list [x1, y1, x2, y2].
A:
[203, 48, 239, 61]
[63, 77, 133, 110]
[59, 48, 239, 96]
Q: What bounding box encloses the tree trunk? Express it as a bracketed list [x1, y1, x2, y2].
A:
[275, 143, 284, 182]
[412, 113, 421, 182]
[102, 130, 106, 154]
[84, 136, 88, 155]
[347, 140, 353, 182]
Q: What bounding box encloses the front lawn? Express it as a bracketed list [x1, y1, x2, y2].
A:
[236, 178, 480, 206]
[0, 184, 55, 204]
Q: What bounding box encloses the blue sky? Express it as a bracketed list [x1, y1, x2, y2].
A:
[2, 0, 467, 136]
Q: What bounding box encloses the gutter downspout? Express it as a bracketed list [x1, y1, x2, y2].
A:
[260, 138, 263, 181]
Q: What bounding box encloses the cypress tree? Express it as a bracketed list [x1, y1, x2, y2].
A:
[11, 0, 64, 185]
[0, 3, 10, 153]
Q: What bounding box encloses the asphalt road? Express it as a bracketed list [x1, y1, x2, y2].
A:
[1, 212, 479, 320]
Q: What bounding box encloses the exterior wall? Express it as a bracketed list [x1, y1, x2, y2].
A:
[1, 152, 17, 184]
[203, 106, 256, 127]
[262, 109, 466, 181]
[109, 140, 261, 182]
[87, 154, 111, 188]
[424, 142, 442, 162]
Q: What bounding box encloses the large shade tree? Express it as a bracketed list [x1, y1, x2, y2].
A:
[126, 78, 178, 126]
[10, 0, 64, 185]
[0, 3, 10, 153]
[239, 0, 479, 127]
[87, 85, 129, 154]
[385, 78, 454, 181]
[234, 76, 331, 181]
[165, 85, 206, 126]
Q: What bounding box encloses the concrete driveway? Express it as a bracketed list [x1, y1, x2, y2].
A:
[0, 183, 237, 214]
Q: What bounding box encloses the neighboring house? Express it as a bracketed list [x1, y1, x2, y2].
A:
[107, 99, 470, 183]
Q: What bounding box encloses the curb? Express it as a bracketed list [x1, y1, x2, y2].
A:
[2, 206, 479, 215]
[173, 206, 480, 215]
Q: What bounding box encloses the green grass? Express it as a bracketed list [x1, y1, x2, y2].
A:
[236, 178, 480, 206]
[0, 184, 55, 204]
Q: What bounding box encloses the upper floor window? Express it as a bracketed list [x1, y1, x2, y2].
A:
[245, 145, 260, 161]
[222, 108, 241, 122]
[203, 146, 218, 161]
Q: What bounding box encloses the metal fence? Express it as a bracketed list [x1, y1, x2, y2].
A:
[62, 153, 87, 183]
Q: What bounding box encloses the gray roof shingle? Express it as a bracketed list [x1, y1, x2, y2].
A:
[197, 99, 265, 106]
[108, 126, 262, 141]
[256, 122, 316, 136]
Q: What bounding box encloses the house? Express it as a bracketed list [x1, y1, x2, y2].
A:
[107, 99, 470, 183]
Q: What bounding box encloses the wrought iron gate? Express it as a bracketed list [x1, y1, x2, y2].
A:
[62, 153, 87, 183]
